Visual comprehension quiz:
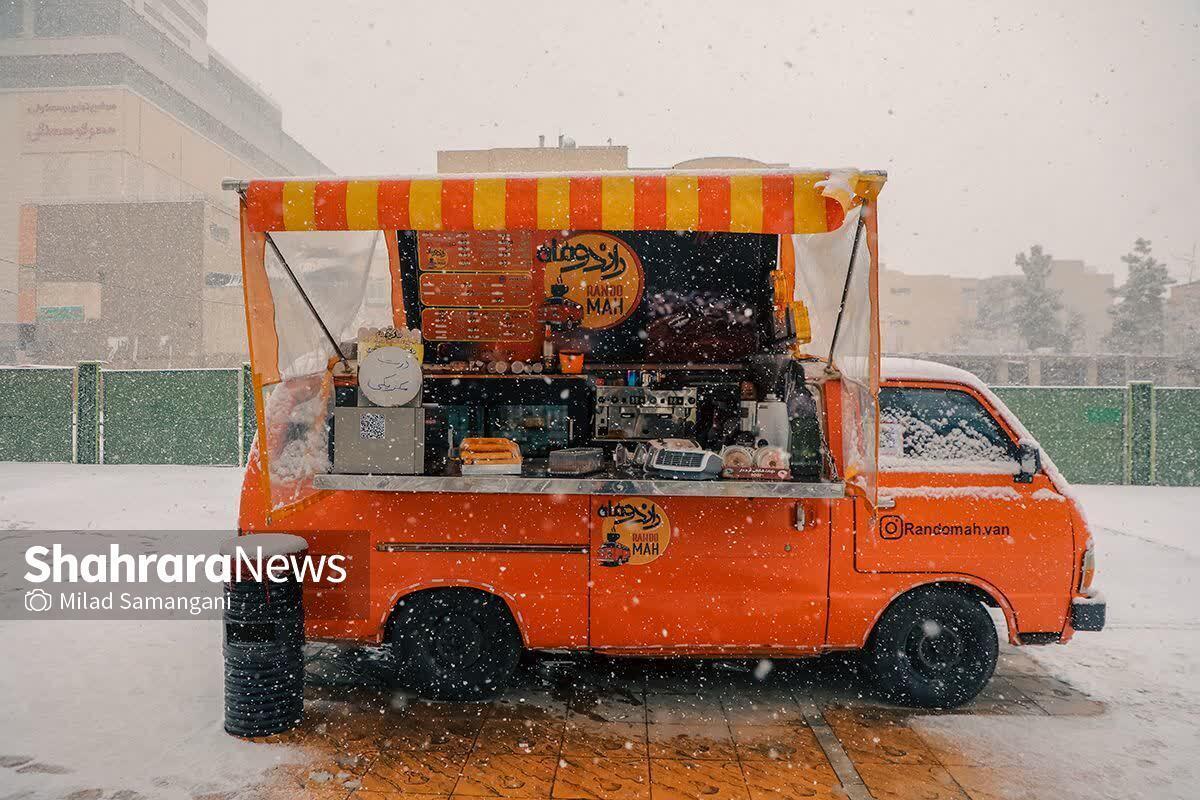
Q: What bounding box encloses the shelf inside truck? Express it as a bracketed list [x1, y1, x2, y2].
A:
[313, 468, 846, 499]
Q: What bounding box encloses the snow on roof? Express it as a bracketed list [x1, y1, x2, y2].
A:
[882, 357, 984, 388]
[880, 357, 1076, 498]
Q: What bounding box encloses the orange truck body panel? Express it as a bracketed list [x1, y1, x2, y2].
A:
[238, 375, 1092, 654]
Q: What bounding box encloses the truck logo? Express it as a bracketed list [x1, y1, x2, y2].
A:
[596, 497, 671, 566]
[541, 232, 644, 330]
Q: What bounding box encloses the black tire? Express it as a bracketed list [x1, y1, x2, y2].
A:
[866, 587, 998, 708]
[388, 589, 522, 701]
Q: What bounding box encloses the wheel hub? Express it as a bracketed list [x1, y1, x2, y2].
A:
[434, 616, 483, 667]
[909, 619, 964, 672]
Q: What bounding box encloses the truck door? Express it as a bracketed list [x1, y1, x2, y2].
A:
[860, 384, 1075, 632]
[588, 495, 830, 651]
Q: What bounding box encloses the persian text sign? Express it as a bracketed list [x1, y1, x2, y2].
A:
[539, 232, 643, 330]
[22, 90, 124, 153]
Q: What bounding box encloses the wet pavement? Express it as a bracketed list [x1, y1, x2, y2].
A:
[235, 642, 1104, 800]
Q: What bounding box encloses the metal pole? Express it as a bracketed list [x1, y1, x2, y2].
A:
[827, 203, 868, 364]
[263, 230, 348, 363]
[235, 187, 347, 363]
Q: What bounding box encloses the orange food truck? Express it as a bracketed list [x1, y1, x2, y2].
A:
[227, 167, 1103, 708]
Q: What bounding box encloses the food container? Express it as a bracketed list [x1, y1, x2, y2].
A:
[549, 447, 605, 475]
[559, 350, 584, 374]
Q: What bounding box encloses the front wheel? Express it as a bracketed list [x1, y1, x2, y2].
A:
[389, 589, 522, 701]
[866, 588, 998, 708]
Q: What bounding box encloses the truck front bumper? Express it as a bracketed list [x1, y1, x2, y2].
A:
[1070, 590, 1106, 632]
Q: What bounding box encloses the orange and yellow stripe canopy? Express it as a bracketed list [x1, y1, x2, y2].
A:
[240, 169, 885, 235]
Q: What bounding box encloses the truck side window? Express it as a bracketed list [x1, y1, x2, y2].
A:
[879, 387, 1020, 471]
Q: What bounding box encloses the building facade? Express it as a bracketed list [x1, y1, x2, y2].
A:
[881, 259, 1114, 356]
[1166, 280, 1200, 380]
[0, 0, 327, 366]
[439, 136, 629, 173]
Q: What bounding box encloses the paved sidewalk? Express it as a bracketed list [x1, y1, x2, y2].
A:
[238, 644, 1103, 800]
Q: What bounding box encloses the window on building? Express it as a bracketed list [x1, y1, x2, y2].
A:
[879, 387, 1019, 470]
[35, 0, 117, 36]
[42, 155, 72, 196]
[0, 0, 24, 39]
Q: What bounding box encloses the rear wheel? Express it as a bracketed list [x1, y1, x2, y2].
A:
[388, 589, 522, 701]
[867, 587, 998, 708]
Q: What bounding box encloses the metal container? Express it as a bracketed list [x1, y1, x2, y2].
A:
[332, 407, 425, 474]
[549, 447, 605, 475]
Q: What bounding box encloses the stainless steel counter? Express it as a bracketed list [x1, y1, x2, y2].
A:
[313, 469, 846, 499]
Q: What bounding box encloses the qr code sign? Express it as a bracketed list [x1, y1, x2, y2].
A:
[360, 412, 386, 440]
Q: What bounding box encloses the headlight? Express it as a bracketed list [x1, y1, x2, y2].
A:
[1080, 541, 1096, 591]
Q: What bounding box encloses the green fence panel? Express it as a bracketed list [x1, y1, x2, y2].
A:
[1127, 382, 1154, 485]
[76, 362, 100, 464]
[994, 386, 1126, 485]
[4, 361, 1200, 485]
[1151, 387, 1200, 486]
[101, 369, 241, 465]
[0, 367, 75, 462]
[241, 363, 255, 466]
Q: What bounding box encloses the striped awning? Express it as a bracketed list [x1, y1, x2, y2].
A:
[240, 169, 885, 234]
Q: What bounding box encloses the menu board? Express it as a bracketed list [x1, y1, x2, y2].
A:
[421, 308, 536, 342]
[417, 231, 542, 344]
[418, 231, 533, 272]
[419, 272, 534, 308]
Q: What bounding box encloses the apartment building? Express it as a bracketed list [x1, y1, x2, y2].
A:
[882, 259, 1114, 355]
[0, 0, 327, 366]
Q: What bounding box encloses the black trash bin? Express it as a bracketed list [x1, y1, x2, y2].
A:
[220, 534, 308, 737]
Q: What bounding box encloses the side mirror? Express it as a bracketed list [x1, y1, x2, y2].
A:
[1015, 442, 1041, 484]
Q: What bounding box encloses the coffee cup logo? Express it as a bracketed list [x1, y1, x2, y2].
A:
[539, 233, 643, 330]
[595, 498, 671, 566]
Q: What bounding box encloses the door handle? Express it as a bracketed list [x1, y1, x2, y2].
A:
[878, 495, 896, 510]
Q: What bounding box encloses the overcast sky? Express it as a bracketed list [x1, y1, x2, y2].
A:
[208, 1, 1198, 282]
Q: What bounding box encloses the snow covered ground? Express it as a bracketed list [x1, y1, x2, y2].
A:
[0, 464, 1196, 799]
[911, 484, 1200, 800]
[0, 465, 290, 800]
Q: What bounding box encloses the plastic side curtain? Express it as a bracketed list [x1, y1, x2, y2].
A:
[240, 218, 391, 515]
[790, 205, 880, 508]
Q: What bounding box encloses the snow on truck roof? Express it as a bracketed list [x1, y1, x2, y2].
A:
[881, 357, 1075, 496]
[882, 357, 986, 388]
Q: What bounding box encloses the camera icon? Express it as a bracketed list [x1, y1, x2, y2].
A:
[24, 588, 53, 613]
[879, 514, 905, 541]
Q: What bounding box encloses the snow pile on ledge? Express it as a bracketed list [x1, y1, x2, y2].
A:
[883, 485, 1023, 501]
